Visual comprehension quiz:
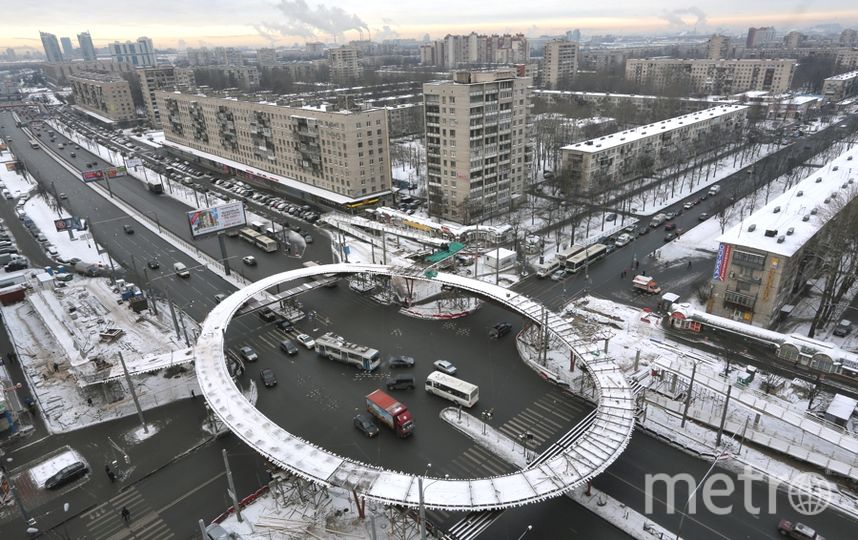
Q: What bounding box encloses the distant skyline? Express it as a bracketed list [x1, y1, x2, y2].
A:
[4, 0, 858, 50]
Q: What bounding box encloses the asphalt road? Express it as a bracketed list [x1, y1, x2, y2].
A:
[3, 110, 858, 539]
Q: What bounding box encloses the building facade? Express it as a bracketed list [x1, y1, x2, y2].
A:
[822, 70, 858, 102]
[69, 71, 136, 124]
[60, 37, 74, 58]
[40, 32, 63, 63]
[709, 151, 858, 328]
[138, 66, 178, 127]
[193, 65, 259, 90]
[625, 58, 796, 95]
[154, 90, 391, 205]
[256, 48, 277, 66]
[560, 104, 747, 193]
[746, 26, 777, 48]
[327, 46, 361, 83]
[78, 31, 97, 61]
[41, 59, 134, 85]
[836, 48, 858, 70]
[423, 69, 531, 224]
[542, 40, 579, 89]
[420, 33, 529, 68]
[841, 29, 858, 47]
[783, 31, 806, 49]
[706, 35, 731, 60]
[110, 37, 155, 67]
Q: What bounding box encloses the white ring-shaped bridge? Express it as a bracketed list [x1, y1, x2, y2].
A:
[195, 263, 635, 511]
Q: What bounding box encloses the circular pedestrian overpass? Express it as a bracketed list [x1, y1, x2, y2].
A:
[194, 263, 635, 511]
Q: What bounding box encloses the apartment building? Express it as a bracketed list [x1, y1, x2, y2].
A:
[706, 35, 731, 60]
[783, 31, 806, 49]
[709, 151, 858, 328]
[41, 60, 134, 85]
[327, 46, 361, 83]
[138, 66, 178, 127]
[560, 104, 747, 193]
[625, 58, 796, 94]
[423, 69, 531, 224]
[60, 37, 74, 58]
[69, 71, 136, 124]
[542, 40, 579, 88]
[420, 33, 529, 68]
[175, 67, 196, 89]
[78, 31, 97, 61]
[841, 29, 858, 47]
[154, 90, 391, 206]
[836, 48, 858, 70]
[193, 65, 259, 91]
[256, 48, 277, 66]
[746, 26, 777, 48]
[40, 32, 63, 63]
[110, 37, 155, 67]
[822, 70, 858, 102]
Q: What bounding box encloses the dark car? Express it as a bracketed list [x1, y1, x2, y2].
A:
[45, 461, 88, 490]
[664, 222, 676, 231]
[664, 232, 676, 242]
[388, 355, 416, 368]
[698, 212, 709, 221]
[490, 321, 513, 339]
[276, 318, 294, 333]
[259, 307, 277, 322]
[123, 224, 134, 234]
[387, 374, 415, 390]
[353, 414, 379, 438]
[239, 346, 258, 362]
[638, 227, 650, 236]
[5, 260, 28, 272]
[147, 259, 160, 269]
[260, 368, 277, 388]
[279, 339, 299, 355]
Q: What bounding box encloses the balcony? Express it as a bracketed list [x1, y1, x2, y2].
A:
[724, 290, 756, 310]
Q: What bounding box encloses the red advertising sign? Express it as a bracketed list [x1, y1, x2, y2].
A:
[82, 170, 104, 182]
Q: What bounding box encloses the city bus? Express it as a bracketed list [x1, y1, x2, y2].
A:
[556, 244, 585, 264]
[254, 235, 277, 253]
[238, 227, 261, 244]
[566, 244, 608, 273]
[30, 140, 40, 149]
[314, 332, 381, 371]
[425, 371, 479, 408]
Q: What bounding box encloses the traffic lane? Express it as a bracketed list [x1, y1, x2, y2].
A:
[0, 197, 53, 270]
[233, 284, 590, 477]
[593, 432, 855, 540]
[480, 496, 633, 540]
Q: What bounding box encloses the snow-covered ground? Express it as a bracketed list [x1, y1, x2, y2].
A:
[23, 194, 112, 266]
[1, 277, 199, 434]
[27, 446, 87, 488]
[0, 148, 38, 197]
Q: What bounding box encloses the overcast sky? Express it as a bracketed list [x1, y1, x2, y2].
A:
[4, 0, 858, 49]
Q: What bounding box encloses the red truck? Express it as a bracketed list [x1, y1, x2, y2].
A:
[366, 390, 414, 438]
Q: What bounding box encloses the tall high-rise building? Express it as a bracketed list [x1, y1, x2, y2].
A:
[542, 39, 579, 88]
[40, 32, 63, 63]
[138, 66, 177, 127]
[706, 35, 730, 60]
[60, 37, 74, 57]
[69, 71, 136, 124]
[419, 33, 529, 68]
[111, 37, 155, 67]
[6, 48, 16, 61]
[746, 26, 776, 48]
[423, 69, 531, 224]
[840, 29, 858, 47]
[327, 46, 361, 82]
[565, 29, 581, 43]
[783, 31, 805, 49]
[78, 31, 97, 61]
[256, 48, 277, 66]
[626, 58, 796, 94]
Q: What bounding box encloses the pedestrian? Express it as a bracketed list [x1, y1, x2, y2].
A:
[53, 362, 59, 372]
[687, 260, 692, 269]
[190, 389, 195, 398]
[105, 464, 115, 483]
[635, 260, 640, 269]
[87, 397, 93, 406]
[121, 506, 130, 524]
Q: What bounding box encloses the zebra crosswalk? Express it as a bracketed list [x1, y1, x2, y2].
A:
[495, 390, 585, 450]
[81, 486, 174, 540]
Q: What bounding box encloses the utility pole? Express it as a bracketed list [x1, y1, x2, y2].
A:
[118, 352, 148, 434]
[418, 476, 426, 540]
[681, 362, 697, 429]
[716, 385, 732, 447]
[222, 449, 243, 522]
[217, 233, 231, 276]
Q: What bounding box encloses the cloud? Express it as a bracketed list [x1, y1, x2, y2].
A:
[660, 6, 707, 27]
[375, 25, 400, 40]
[259, 0, 369, 40]
[382, 17, 394, 25]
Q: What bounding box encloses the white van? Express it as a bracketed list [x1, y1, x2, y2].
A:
[708, 185, 721, 196]
[173, 262, 190, 278]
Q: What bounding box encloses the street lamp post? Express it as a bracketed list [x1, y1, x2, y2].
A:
[418, 464, 448, 540]
[517, 525, 533, 540]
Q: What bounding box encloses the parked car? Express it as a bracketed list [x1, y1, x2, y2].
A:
[388, 355, 416, 368]
[698, 212, 709, 221]
[45, 461, 88, 490]
[239, 346, 258, 362]
[279, 339, 299, 355]
[777, 519, 824, 540]
[664, 222, 677, 231]
[434, 360, 457, 375]
[490, 322, 513, 339]
[664, 232, 676, 242]
[296, 333, 315, 349]
[260, 368, 277, 388]
[605, 213, 617, 222]
[242, 255, 257, 266]
[353, 413, 380, 438]
[683, 201, 694, 210]
[833, 319, 853, 337]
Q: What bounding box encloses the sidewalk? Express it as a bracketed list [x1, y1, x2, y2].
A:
[440, 408, 677, 540]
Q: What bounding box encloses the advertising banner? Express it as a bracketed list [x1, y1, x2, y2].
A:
[54, 217, 86, 232]
[186, 201, 247, 238]
[126, 158, 143, 168]
[713, 243, 732, 281]
[81, 170, 104, 182]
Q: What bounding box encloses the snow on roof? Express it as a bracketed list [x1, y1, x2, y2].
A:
[533, 89, 732, 104]
[826, 394, 857, 421]
[71, 104, 115, 124]
[486, 247, 516, 259]
[825, 70, 858, 82]
[717, 149, 858, 257]
[159, 138, 389, 206]
[561, 104, 747, 154]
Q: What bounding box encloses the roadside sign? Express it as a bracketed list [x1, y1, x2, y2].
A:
[126, 158, 143, 168]
[81, 170, 103, 182]
[54, 217, 86, 232]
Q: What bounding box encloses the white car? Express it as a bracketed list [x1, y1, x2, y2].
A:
[683, 201, 694, 210]
[433, 360, 457, 375]
[614, 233, 633, 247]
[296, 333, 315, 349]
[242, 255, 257, 266]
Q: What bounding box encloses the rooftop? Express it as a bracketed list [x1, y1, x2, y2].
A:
[717, 149, 858, 257]
[561, 104, 747, 154]
[825, 70, 858, 82]
[68, 70, 125, 83]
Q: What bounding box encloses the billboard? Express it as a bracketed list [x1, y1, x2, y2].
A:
[186, 201, 246, 238]
[81, 170, 104, 182]
[106, 166, 127, 178]
[126, 158, 143, 168]
[713, 243, 732, 281]
[54, 217, 86, 232]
